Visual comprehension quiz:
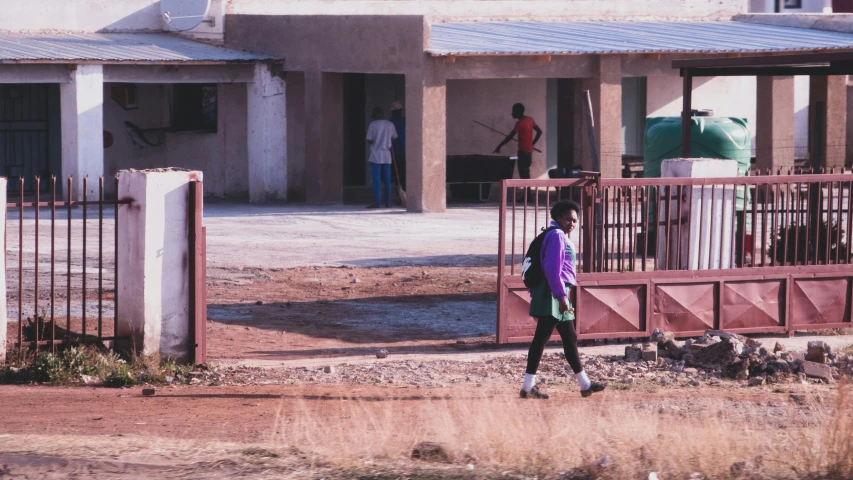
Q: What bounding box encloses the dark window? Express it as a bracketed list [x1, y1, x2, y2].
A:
[784, 0, 802, 8]
[172, 84, 217, 132]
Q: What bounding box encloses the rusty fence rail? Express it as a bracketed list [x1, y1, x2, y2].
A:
[5, 175, 131, 355]
[590, 172, 852, 273]
[496, 170, 853, 343]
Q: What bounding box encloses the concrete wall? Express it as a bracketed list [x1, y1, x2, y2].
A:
[446, 78, 549, 178]
[230, 0, 746, 20]
[0, 0, 224, 39]
[104, 83, 248, 197]
[225, 15, 427, 74]
[744, 2, 834, 14]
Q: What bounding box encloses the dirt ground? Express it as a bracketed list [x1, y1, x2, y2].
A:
[0, 378, 840, 479]
[206, 265, 499, 363]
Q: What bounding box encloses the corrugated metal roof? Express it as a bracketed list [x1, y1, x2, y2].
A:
[428, 21, 853, 56]
[0, 33, 274, 63]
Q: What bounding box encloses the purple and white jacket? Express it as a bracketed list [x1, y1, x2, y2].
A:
[539, 220, 577, 300]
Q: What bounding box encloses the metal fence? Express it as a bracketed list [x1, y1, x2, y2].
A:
[496, 170, 853, 343]
[6, 176, 130, 355]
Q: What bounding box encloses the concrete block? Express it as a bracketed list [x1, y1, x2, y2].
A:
[658, 159, 738, 270]
[116, 169, 202, 362]
[801, 360, 833, 382]
[642, 343, 658, 362]
[60, 64, 103, 200]
[625, 344, 643, 362]
[806, 341, 827, 364]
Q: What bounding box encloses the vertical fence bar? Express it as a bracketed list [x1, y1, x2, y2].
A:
[664, 185, 672, 271]
[718, 183, 726, 269]
[678, 185, 687, 270]
[711, 184, 719, 269]
[761, 181, 769, 267]
[188, 181, 207, 364]
[66, 178, 72, 342]
[604, 188, 611, 272]
[833, 180, 842, 265]
[641, 187, 648, 272]
[511, 187, 516, 275]
[34, 177, 40, 345]
[744, 179, 758, 268]
[795, 180, 803, 267]
[114, 175, 120, 344]
[82, 176, 87, 338]
[628, 187, 637, 272]
[771, 180, 780, 266]
[617, 187, 623, 272]
[847, 179, 853, 264]
[18, 177, 24, 354]
[522, 190, 528, 261]
[821, 181, 829, 265]
[698, 185, 708, 270]
[50, 177, 56, 353]
[729, 182, 737, 268]
[534, 186, 539, 235]
[98, 176, 103, 339]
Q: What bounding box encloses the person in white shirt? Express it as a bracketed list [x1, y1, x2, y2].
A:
[366, 107, 398, 208]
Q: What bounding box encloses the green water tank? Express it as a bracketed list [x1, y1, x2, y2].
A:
[644, 112, 751, 177]
[644, 112, 751, 210]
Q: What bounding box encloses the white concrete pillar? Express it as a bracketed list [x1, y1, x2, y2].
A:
[657, 159, 738, 270]
[0, 177, 6, 360]
[116, 169, 202, 361]
[60, 64, 103, 200]
[406, 73, 447, 213]
[247, 63, 287, 202]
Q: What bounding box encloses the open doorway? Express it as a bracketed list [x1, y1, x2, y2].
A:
[342, 73, 405, 196]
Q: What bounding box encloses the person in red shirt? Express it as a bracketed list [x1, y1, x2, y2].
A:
[493, 103, 543, 181]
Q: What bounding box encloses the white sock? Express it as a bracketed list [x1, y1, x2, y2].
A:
[522, 373, 536, 392]
[576, 371, 592, 391]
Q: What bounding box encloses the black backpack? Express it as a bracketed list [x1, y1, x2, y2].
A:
[521, 226, 559, 288]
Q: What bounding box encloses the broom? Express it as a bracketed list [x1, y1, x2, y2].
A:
[391, 149, 407, 207]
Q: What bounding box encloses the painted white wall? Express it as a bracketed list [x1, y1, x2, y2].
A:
[0, 0, 224, 40]
[446, 78, 548, 178]
[247, 63, 288, 201]
[230, 0, 745, 19]
[61, 65, 104, 200]
[647, 75, 758, 154]
[747, 0, 832, 13]
[116, 169, 201, 361]
[647, 74, 810, 158]
[104, 83, 249, 197]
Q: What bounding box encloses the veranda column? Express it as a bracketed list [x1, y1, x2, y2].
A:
[60, 64, 103, 200]
[247, 63, 288, 202]
[304, 71, 344, 204]
[405, 73, 447, 213]
[116, 169, 202, 361]
[756, 76, 795, 171]
[581, 56, 622, 178]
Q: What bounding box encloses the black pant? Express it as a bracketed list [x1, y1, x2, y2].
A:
[525, 316, 583, 375]
[517, 151, 533, 179]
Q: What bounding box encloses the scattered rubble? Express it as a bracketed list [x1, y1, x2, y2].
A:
[410, 442, 449, 462]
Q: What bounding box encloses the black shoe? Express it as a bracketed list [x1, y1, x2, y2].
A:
[520, 386, 549, 399]
[581, 382, 607, 398]
[385, 203, 391, 208]
[366, 204, 381, 209]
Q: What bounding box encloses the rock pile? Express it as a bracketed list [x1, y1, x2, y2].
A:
[623, 329, 852, 385]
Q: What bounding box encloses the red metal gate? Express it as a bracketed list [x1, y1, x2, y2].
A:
[496, 172, 853, 343]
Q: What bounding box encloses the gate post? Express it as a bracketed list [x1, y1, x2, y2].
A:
[0, 177, 6, 361]
[116, 169, 203, 362]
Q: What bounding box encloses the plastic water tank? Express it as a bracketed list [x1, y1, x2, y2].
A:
[644, 111, 751, 177]
[644, 111, 751, 211]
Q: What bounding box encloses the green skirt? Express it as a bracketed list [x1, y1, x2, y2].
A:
[529, 281, 575, 322]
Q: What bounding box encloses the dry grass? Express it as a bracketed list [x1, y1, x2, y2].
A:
[267, 385, 853, 479]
